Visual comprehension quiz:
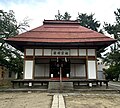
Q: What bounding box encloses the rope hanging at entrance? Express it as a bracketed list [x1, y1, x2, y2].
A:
[57, 57, 67, 63]
[65, 57, 67, 62]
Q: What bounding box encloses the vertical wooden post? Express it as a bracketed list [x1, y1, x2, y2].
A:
[60, 66, 62, 92]
[86, 49, 88, 80]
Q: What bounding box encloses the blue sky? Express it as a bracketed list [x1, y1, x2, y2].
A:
[0, 0, 120, 30]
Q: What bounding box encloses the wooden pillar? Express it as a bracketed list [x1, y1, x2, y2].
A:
[95, 49, 98, 80]
[86, 49, 88, 80]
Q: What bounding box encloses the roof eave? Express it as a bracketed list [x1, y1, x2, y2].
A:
[5, 39, 116, 52]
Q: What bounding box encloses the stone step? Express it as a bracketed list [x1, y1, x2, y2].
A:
[48, 82, 73, 90]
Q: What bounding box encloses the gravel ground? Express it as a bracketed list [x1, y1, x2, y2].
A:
[0, 92, 52, 108]
[65, 93, 120, 108]
[1, 92, 120, 108]
[0, 81, 120, 108]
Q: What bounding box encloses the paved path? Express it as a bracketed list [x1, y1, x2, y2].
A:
[51, 94, 65, 108]
[109, 81, 120, 90]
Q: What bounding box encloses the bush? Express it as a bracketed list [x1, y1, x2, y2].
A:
[105, 65, 120, 81]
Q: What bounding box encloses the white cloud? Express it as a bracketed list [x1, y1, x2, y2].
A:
[0, 0, 120, 30]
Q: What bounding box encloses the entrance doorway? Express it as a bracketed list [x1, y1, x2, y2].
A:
[50, 58, 70, 78]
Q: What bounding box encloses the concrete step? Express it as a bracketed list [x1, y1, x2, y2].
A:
[48, 82, 73, 90]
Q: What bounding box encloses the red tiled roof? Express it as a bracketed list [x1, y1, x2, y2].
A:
[6, 20, 116, 51]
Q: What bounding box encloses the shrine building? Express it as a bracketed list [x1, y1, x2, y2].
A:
[6, 20, 116, 87]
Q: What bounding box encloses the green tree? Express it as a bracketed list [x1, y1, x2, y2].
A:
[54, 11, 107, 57]
[103, 8, 120, 81]
[104, 9, 120, 50]
[76, 13, 101, 32]
[55, 10, 71, 21]
[105, 64, 120, 81]
[62, 12, 71, 20]
[0, 10, 29, 79]
[77, 13, 105, 57]
[55, 10, 63, 20]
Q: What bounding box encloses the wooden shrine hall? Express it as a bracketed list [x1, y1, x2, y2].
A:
[6, 20, 116, 89]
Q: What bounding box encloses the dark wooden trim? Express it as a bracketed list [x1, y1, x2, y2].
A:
[24, 56, 34, 60]
[24, 48, 26, 60]
[77, 49, 79, 56]
[42, 48, 44, 56]
[24, 48, 26, 59]
[86, 49, 88, 80]
[44, 64, 46, 77]
[34, 56, 87, 59]
[74, 64, 76, 77]
[23, 60, 25, 79]
[23, 46, 99, 50]
[95, 49, 98, 80]
[33, 49, 35, 80]
[88, 56, 96, 60]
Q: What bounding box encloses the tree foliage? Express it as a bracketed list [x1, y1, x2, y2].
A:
[76, 13, 101, 32]
[55, 10, 71, 21]
[105, 64, 120, 81]
[55, 10, 63, 20]
[0, 10, 29, 78]
[76, 13, 105, 57]
[55, 11, 106, 57]
[62, 12, 71, 20]
[103, 8, 120, 81]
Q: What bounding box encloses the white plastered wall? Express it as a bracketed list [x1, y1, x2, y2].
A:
[87, 60, 97, 79]
[79, 49, 86, 56]
[70, 49, 78, 56]
[87, 49, 95, 56]
[24, 60, 33, 79]
[35, 49, 42, 56]
[44, 49, 51, 56]
[26, 49, 34, 56]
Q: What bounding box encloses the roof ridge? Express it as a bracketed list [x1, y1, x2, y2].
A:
[10, 36, 111, 39]
[29, 30, 94, 33]
[43, 20, 79, 25]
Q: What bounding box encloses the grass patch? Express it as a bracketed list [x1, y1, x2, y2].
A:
[0, 79, 12, 88]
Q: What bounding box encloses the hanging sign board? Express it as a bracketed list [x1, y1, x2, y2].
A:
[52, 49, 70, 56]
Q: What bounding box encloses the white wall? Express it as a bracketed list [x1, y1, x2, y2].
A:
[97, 58, 103, 71]
[88, 49, 95, 56]
[44, 49, 51, 56]
[79, 49, 86, 56]
[24, 60, 33, 79]
[26, 49, 34, 56]
[35, 49, 42, 56]
[70, 49, 78, 56]
[87, 60, 96, 79]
